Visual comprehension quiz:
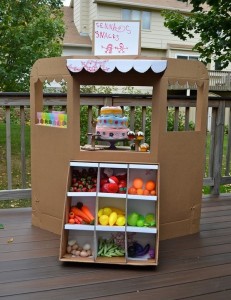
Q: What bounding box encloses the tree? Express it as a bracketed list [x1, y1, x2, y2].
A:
[0, 0, 65, 91]
[162, 0, 231, 69]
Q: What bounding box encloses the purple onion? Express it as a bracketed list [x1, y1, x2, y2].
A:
[149, 248, 155, 258]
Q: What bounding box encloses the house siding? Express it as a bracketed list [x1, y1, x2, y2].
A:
[74, 0, 90, 34]
[69, 0, 230, 71]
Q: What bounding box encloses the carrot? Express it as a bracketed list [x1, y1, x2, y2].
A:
[75, 215, 83, 223]
[70, 206, 91, 223]
[77, 202, 94, 222]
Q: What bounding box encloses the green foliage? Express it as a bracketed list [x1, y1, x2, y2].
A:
[162, 0, 231, 69]
[167, 108, 195, 131]
[0, 0, 65, 92]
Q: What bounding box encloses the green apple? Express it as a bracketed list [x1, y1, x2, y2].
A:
[127, 212, 139, 226]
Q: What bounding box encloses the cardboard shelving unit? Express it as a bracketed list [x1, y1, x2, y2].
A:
[59, 161, 159, 266]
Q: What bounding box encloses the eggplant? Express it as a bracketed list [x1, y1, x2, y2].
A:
[133, 242, 144, 253]
[128, 245, 137, 257]
[136, 243, 150, 257]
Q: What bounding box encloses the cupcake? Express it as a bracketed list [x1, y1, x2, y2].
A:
[127, 130, 136, 140]
[139, 143, 149, 152]
[136, 131, 144, 140]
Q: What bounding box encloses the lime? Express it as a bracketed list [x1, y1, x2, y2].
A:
[136, 219, 145, 227]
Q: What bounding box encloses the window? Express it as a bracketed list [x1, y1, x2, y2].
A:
[122, 9, 151, 30]
[176, 54, 199, 61]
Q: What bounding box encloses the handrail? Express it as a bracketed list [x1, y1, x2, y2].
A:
[0, 92, 231, 201]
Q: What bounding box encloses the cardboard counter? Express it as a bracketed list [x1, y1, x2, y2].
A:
[30, 56, 208, 240]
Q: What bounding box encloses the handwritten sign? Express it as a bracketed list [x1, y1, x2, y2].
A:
[93, 21, 141, 56]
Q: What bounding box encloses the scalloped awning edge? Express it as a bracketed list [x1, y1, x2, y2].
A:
[66, 59, 167, 74]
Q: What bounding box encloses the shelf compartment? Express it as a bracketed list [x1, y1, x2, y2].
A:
[96, 231, 126, 264]
[60, 231, 95, 263]
[126, 232, 157, 265]
[69, 163, 98, 193]
[65, 196, 96, 227]
[127, 164, 159, 198]
[99, 163, 128, 195]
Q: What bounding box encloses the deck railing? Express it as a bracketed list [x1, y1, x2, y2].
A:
[169, 70, 231, 92]
[0, 92, 231, 202]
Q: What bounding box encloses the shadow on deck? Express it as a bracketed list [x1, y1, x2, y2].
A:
[0, 194, 231, 299]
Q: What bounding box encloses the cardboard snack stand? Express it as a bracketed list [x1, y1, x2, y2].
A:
[30, 56, 208, 249]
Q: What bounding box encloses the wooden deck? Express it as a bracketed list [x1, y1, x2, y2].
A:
[1, 195, 231, 300]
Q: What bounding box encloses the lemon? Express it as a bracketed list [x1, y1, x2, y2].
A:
[97, 208, 104, 218]
[103, 207, 112, 216]
[99, 214, 109, 225]
[116, 216, 126, 226]
[109, 212, 117, 226]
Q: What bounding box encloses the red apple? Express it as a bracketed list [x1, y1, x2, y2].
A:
[109, 176, 119, 184]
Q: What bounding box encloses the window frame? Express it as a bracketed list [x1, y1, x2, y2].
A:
[122, 8, 151, 30]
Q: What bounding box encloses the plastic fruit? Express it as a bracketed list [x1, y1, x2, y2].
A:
[103, 183, 119, 193]
[109, 176, 119, 184]
[118, 181, 127, 194]
[97, 208, 104, 217]
[136, 188, 144, 195]
[109, 212, 118, 226]
[99, 215, 109, 225]
[127, 212, 139, 226]
[145, 180, 156, 191]
[144, 213, 156, 226]
[143, 189, 150, 195]
[103, 207, 112, 216]
[128, 186, 137, 194]
[136, 219, 145, 227]
[133, 178, 143, 189]
[116, 215, 126, 226]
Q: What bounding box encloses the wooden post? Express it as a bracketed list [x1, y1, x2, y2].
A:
[210, 101, 225, 195]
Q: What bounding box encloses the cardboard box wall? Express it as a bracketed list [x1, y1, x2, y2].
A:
[30, 56, 208, 240]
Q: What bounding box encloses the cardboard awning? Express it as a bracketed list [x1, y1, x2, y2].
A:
[66, 59, 167, 74]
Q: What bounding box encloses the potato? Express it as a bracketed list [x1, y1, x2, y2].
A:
[80, 250, 88, 257]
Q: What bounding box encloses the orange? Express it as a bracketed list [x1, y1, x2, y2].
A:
[69, 218, 75, 224]
[150, 190, 156, 196]
[143, 189, 150, 195]
[133, 178, 143, 189]
[128, 186, 137, 194]
[145, 180, 156, 191]
[137, 188, 144, 195]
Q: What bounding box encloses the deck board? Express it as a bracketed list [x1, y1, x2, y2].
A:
[0, 196, 231, 299]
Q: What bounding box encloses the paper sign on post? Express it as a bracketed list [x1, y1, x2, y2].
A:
[93, 21, 141, 56]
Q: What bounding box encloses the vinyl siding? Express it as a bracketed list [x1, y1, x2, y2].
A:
[74, 0, 90, 34]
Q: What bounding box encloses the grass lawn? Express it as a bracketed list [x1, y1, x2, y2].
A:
[202, 132, 231, 194]
[0, 123, 31, 208]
